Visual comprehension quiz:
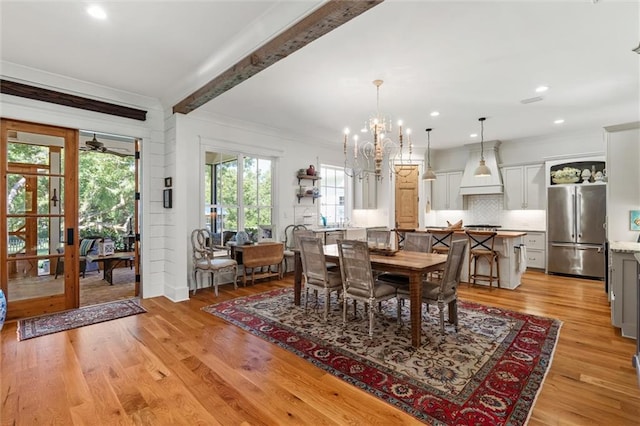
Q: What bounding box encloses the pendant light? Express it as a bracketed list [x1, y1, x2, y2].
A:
[474, 117, 491, 177]
[422, 128, 437, 180]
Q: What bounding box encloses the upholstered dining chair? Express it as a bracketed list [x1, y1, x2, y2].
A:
[366, 228, 391, 249]
[396, 239, 467, 335]
[191, 228, 238, 296]
[377, 232, 432, 288]
[299, 236, 343, 322]
[337, 239, 397, 337]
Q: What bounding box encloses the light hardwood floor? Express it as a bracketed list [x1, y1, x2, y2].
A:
[1, 271, 639, 425]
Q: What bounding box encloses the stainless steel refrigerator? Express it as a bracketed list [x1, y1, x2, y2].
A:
[547, 184, 606, 279]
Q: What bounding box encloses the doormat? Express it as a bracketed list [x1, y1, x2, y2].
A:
[203, 288, 561, 425]
[17, 298, 146, 341]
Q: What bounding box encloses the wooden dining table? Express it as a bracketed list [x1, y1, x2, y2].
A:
[293, 244, 447, 348]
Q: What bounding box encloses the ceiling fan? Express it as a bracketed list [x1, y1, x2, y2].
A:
[80, 134, 130, 157]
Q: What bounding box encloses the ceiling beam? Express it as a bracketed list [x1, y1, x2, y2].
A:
[0, 79, 147, 121]
[173, 0, 383, 115]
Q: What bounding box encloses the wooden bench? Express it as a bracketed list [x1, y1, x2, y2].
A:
[239, 242, 284, 286]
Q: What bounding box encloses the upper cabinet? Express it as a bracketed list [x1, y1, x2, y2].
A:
[432, 171, 464, 210]
[502, 164, 545, 210]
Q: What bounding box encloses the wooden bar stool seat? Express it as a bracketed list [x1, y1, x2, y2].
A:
[465, 230, 500, 289]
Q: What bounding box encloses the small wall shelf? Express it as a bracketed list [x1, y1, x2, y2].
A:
[297, 194, 321, 204]
[297, 174, 321, 185]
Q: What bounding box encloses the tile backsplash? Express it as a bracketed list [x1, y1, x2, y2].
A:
[425, 194, 546, 231]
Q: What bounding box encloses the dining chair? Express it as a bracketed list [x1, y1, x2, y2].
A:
[191, 228, 238, 296]
[337, 239, 397, 337]
[366, 228, 391, 249]
[283, 224, 310, 272]
[299, 236, 343, 322]
[377, 232, 432, 288]
[396, 239, 467, 335]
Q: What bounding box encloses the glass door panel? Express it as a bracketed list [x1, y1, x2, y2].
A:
[1, 119, 77, 319]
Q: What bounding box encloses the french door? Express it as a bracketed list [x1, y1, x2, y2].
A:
[1, 119, 79, 320]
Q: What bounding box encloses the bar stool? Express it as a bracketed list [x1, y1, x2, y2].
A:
[427, 229, 454, 254]
[466, 230, 500, 289]
[426, 229, 454, 280]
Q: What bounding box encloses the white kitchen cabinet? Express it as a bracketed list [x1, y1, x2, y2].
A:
[432, 171, 464, 210]
[502, 164, 545, 210]
[610, 248, 639, 339]
[523, 231, 545, 269]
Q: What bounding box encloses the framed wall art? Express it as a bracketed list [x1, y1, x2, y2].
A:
[630, 210, 640, 231]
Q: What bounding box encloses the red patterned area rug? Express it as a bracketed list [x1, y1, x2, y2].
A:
[203, 288, 561, 425]
[17, 298, 146, 341]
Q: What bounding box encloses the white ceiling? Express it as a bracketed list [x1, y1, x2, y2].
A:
[1, 0, 639, 151]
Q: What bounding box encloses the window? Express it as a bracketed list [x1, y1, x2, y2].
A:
[205, 152, 273, 242]
[320, 165, 345, 225]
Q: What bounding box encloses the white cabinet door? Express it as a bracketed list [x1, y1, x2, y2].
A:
[524, 164, 545, 209]
[432, 171, 463, 210]
[432, 172, 449, 210]
[610, 251, 639, 338]
[524, 231, 546, 269]
[503, 166, 525, 210]
[502, 164, 544, 210]
[447, 171, 463, 210]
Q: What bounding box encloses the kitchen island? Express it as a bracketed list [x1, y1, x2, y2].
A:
[417, 229, 528, 290]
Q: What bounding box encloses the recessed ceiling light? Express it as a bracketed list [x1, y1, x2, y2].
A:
[430, 111, 440, 117]
[87, 5, 107, 20]
[470, 133, 478, 138]
[535, 85, 549, 93]
[554, 119, 565, 124]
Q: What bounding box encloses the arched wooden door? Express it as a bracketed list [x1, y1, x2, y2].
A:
[1, 119, 79, 320]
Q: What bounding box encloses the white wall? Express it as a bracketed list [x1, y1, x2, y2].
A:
[1, 62, 168, 299]
[605, 123, 640, 243]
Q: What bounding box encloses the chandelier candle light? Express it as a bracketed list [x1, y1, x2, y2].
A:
[343, 80, 414, 180]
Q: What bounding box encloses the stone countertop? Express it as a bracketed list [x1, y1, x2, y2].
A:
[610, 241, 640, 253]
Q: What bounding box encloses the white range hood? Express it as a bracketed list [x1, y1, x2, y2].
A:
[459, 140, 503, 195]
